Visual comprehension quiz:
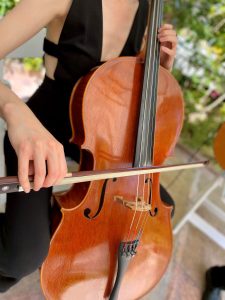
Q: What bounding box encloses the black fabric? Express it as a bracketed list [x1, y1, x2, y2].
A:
[0, 135, 52, 292]
[0, 77, 75, 292]
[209, 266, 225, 289]
[43, 38, 60, 58]
[160, 185, 175, 218]
[25, 75, 80, 161]
[43, 0, 149, 86]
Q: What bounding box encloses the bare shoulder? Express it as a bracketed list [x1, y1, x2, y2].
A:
[0, 0, 69, 59]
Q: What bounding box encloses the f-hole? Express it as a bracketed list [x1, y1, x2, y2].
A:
[84, 178, 117, 219]
[145, 177, 158, 217]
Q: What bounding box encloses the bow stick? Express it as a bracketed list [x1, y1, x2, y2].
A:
[0, 160, 208, 194]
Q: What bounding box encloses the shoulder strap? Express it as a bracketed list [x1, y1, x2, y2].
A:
[43, 38, 60, 58]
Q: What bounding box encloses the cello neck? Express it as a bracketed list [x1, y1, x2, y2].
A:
[134, 0, 164, 168]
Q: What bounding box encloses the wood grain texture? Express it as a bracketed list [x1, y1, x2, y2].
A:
[41, 56, 184, 300]
[213, 122, 225, 170]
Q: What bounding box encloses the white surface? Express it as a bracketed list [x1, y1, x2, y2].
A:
[190, 212, 225, 250]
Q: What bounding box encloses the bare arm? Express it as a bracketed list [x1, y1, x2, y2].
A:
[0, 0, 68, 192]
[0, 0, 64, 118]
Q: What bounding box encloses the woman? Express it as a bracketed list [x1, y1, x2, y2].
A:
[0, 0, 178, 292]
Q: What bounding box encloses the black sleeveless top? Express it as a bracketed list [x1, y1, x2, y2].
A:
[43, 0, 148, 87]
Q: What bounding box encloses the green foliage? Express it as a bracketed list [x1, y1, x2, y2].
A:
[165, 0, 225, 156]
[0, 0, 19, 16]
[22, 57, 43, 72]
[0, 0, 43, 71]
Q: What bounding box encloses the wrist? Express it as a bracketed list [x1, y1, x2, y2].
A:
[2, 101, 19, 125]
[2, 100, 29, 127]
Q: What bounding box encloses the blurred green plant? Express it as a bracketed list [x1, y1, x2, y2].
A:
[0, 0, 43, 71]
[0, 0, 19, 16]
[165, 0, 225, 157]
[22, 57, 43, 72]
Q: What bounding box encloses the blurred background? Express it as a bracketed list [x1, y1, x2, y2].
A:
[0, 0, 225, 299]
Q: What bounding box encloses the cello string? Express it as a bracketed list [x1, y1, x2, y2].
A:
[135, 174, 149, 231]
[136, 174, 152, 233]
[128, 175, 151, 247]
[125, 173, 147, 244]
[134, 6, 160, 237]
[132, 0, 159, 238]
[124, 0, 162, 244]
[136, 0, 157, 169]
[143, 0, 160, 166]
[129, 2, 157, 241]
[124, 174, 141, 243]
[127, 173, 148, 243]
[128, 174, 150, 245]
[132, 174, 147, 234]
[138, 10, 164, 232]
[144, 0, 162, 167]
[135, 174, 153, 241]
[133, 10, 158, 237]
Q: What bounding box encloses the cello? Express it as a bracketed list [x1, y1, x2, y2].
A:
[40, 0, 184, 298]
[213, 123, 225, 170]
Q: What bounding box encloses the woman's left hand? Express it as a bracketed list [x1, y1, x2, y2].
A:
[158, 24, 178, 71]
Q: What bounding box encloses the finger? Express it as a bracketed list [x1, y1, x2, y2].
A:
[47, 144, 67, 186]
[43, 150, 60, 188]
[159, 35, 178, 42]
[158, 30, 177, 38]
[161, 46, 176, 56]
[33, 147, 46, 191]
[159, 36, 178, 46]
[18, 147, 31, 193]
[54, 146, 67, 185]
[158, 24, 173, 32]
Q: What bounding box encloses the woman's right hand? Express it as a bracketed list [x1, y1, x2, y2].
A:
[4, 101, 68, 193]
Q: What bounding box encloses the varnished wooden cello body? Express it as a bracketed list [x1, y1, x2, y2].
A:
[214, 123, 225, 170]
[41, 0, 184, 299]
